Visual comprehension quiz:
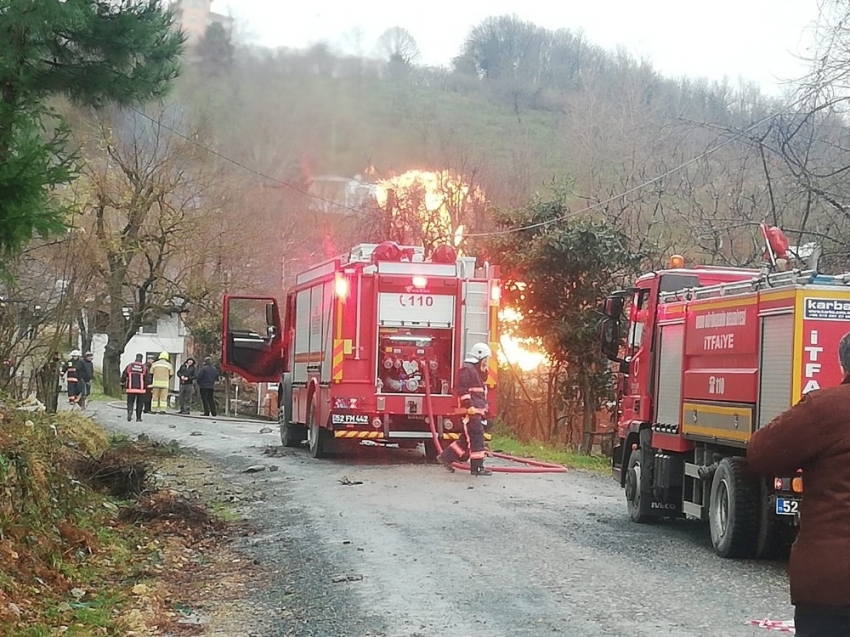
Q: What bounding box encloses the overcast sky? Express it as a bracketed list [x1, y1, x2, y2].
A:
[218, 0, 823, 95]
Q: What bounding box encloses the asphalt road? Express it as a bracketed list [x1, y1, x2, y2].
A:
[89, 402, 793, 637]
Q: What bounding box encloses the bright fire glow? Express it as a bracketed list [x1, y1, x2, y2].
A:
[499, 307, 546, 372]
[373, 169, 545, 372]
[373, 170, 483, 250]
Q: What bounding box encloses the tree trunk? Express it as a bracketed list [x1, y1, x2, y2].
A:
[35, 357, 60, 414]
[102, 338, 123, 397]
[103, 298, 126, 396]
[580, 376, 595, 455]
[77, 309, 93, 354]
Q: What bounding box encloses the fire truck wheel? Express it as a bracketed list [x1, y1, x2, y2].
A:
[709, 457, 758, 559]
[281, 421, 306, 448]
[423, 440, 440, 462]
[307, 402, 327, 458]
[625, 450, 652, 523]
[754, 479, 794, 560]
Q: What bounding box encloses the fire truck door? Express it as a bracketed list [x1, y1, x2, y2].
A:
[222, 295, 285, 383]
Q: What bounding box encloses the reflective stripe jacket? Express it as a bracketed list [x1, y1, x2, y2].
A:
[457, 362, 487, 412]
[121, 362, 147, 394]
[150, 359, 173, 388]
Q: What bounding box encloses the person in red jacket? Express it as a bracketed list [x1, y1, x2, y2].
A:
[121, 354, 148, 422]
[748, 332, 850, 636]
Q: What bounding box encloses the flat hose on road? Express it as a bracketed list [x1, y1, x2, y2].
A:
[423, 365, 567, 474]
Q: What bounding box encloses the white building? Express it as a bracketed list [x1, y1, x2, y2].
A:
[91, 312, 189, 392]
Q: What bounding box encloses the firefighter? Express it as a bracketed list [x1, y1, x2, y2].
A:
[121, 354, 148, 422]
[65, 350, 85, 408]
[149, 351, 173, 413]
[437, 342, 493, 476]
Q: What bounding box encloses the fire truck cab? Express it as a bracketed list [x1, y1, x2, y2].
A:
[601, 260, 850, 558]
[222, 242, 500, 460]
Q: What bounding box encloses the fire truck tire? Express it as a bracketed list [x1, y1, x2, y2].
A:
[709, 457, 758, 559]
[307, 402, 327, 458]
[625, 450, 652, 523]
[423, 440, 440, 462]
[279, 374, 305, 448]
[754, 479, 794, 560]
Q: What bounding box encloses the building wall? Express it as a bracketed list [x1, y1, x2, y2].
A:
[91, 314, 188, 392]
[170, 0, 233, 47]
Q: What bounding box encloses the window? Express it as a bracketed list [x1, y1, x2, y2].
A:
[141, 320, 158, 335]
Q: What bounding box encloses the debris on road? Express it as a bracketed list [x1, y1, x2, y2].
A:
[331, 574, 364, 583]
[269, 465, 279, 472]
[749, 618, 795, 633]
[244, 465, 267, 474]
[190, 430, 203, 436]
[259, 427, 274, 434]
[263, 446, 286, 457]
[338, 476, 363, 486]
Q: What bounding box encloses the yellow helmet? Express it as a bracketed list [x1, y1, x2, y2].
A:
[158, 351, 169, 361]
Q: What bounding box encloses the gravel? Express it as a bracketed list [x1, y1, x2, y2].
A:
[89, 402, 792, 636]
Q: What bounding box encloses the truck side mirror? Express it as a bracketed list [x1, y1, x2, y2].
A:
[603, 295, 625, 319]
[265, 302, 276, 326]
[600, 317, 621, 361]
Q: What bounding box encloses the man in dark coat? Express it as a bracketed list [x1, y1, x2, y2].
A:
[748, 332, 850, 636]
[176, 357, 197, 414]
[195, 357, 219, 417]
[143, 355, 155, 413]
[81, 351, 95, 401]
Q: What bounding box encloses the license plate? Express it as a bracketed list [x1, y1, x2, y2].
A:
[775, 498, 800, 516]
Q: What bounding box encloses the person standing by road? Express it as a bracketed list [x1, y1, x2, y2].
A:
[121, 354, 148, 422]
[65, 349, 85, 408]
[176, 357, 197, 414]
[748, 332, 850, 636]
[143, 355, 155, 414]
[436, 343, 493, 476]
[149, 352, 173, 414]
[81, 351, 95, 402]
[196, 357, 219, 417]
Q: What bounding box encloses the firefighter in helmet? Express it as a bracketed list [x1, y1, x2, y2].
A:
[437, 342, 493, 476]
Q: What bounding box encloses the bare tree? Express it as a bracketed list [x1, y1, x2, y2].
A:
[376, 27, 421, 66]
[72, 106, 244, 393]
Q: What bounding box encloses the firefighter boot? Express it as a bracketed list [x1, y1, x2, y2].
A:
[436, 453, 455, 473]
[470, 459, 492, 476]
[127, 410, 132, 422]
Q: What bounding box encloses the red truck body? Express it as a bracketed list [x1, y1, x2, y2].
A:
[602, 264, 850, 558]
[222, 243, 501, 458]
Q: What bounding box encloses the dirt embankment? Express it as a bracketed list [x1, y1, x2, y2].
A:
[0, 402, 266, 636]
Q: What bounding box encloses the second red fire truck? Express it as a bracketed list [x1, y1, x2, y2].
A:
[222, 242, 500, 459]
[601, 250, 850, 558]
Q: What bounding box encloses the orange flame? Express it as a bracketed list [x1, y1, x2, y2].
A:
[373, 170, 483, 252]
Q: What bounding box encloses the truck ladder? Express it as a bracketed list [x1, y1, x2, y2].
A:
[658, 269, 850, 303]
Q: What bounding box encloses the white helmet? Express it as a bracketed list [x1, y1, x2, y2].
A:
[70, 349, 81, 357]
[465, 343, 492, 363]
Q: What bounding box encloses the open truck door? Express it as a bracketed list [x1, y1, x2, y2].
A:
[222, 295, 285, 383]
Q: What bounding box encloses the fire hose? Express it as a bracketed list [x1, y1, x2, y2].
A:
[422, 365, 567, 474]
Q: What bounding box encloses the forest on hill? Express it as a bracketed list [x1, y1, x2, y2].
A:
[175, 15, 834, 273]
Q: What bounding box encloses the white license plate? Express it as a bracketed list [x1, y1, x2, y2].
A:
[775, 498, 800, 516]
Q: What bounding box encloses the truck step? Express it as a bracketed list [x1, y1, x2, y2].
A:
[682, 501, 707, 520]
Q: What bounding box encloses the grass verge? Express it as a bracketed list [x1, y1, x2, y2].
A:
[489, 434, 611, 473]
[0, 398, 236, 636]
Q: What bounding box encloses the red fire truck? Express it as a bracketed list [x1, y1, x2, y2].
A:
[221, 242, 501, 459]
[600, 258, 850, 558]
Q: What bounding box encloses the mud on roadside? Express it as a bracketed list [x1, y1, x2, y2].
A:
[124, 447, 273, 637]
